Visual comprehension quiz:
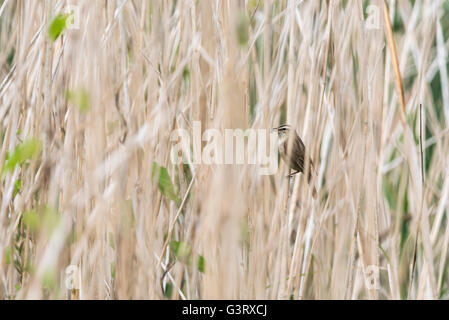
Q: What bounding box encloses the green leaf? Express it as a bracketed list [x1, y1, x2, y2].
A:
[48, 13, 69, 41]
[197, 255, 205, 273]
[247, 0, 261, 13]
[164, 283, 173, 298]
[7, 48, 15, 67]
[42, 268, 56, 289]
[170, 241, 205, 273]
[110, 262, 116, 279]
[22, 210, 39, 230]
[170, 241, 192, 262]
[66, 88, 90, 113]
[236, 11, 249, 46]
[182, 67, 190, 82]
[5, 247, 11, 265]
[2, 138, 42, 174]
[108, 232, 115, 249]
[43, 206, 59, 235]
[152, 162, 180, 205]
[14, 179, 22, 196]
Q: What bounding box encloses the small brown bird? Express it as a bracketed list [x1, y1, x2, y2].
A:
[273, 124, 317, 197]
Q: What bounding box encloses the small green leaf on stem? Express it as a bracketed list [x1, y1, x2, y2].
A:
[66, 88, 90, 113]
[152, 162, 181, 205]
[49, 13, 69, 41]
[2, 138, 42, 174]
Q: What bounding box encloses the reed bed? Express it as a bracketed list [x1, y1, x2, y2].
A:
[0, 0, 448, 299]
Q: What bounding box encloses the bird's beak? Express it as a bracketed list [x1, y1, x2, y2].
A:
[271, 127, 278, 132]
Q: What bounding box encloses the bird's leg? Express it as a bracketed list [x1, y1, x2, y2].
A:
[286, 170, 300, 178]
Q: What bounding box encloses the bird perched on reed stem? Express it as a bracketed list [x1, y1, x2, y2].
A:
[273, 124, 317, 197]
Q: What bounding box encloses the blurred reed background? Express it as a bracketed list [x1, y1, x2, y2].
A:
[0, 0, 449, 299]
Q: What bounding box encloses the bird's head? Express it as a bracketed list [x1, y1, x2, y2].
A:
[272, 124, 292, 139]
